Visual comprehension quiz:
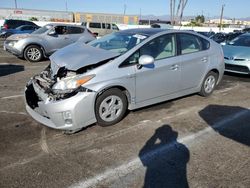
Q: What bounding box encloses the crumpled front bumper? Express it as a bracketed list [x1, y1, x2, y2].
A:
[25, 80, 97, 131]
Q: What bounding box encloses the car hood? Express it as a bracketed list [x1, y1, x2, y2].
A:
[7, 33, 31, 40]
[7, 33, 41, 40]
[50, 43, 120, 72]
[223, 45, 250, 59]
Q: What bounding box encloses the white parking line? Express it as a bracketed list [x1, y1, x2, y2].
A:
[0, 94, 24, 99]
[0, 110, 27, 115]
[69, 108, 250, 188]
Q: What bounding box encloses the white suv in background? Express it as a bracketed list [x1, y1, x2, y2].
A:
[82, 22, 119, 37]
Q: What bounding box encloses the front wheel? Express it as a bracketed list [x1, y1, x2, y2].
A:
[24, 45, 43, 62]
[199, 71, 218, 97]
[95, 88, 128, 127]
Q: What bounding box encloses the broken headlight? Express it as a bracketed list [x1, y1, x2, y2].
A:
[52, 74, 95, 93]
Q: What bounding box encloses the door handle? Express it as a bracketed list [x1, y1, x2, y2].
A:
[201, 57, 208, 62]
[170, 64, 179, 71]
[126, 73, 136, 79]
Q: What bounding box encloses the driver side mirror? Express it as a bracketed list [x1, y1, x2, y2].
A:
[139, 55, 154, 65]
[137, 55, 155, 69]
[48, 30, 56, 36]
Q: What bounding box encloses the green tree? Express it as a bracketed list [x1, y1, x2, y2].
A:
[195, 15, 205, 23]
[29, 17, 38, 21]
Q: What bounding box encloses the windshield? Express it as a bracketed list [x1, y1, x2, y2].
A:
[228, 35, 250, 47]
[88, 32, 148, 54]
[32, 25, 52, 34]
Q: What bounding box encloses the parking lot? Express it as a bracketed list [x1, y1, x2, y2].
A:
[0, 38, 249, 188]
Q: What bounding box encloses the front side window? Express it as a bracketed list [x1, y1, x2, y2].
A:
[140, 34, 176, 60]
[120, 34, 176, 67]
[54, 26, 68, 35]
[112, 24, 119, 30]
[179, 33, 202, 55]
[106, 23, 111, 29]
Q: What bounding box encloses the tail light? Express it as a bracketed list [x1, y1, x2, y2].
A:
[3, 24, 8, 29]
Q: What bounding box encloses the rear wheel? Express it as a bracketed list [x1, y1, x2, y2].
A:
[24, 45, 43, 62]
[199, 71, 218, 97]
[95, 88, 128, 127]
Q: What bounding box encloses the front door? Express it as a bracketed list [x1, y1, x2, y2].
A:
[45, 26, 72, 54]
[135, 34, 181, 103]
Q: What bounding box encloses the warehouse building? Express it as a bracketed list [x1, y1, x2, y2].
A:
[0, 8, 139, 24]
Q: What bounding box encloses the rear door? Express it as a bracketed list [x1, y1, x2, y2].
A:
[177, 33, 209, 90]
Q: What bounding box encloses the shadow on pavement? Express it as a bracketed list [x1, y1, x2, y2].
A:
[199, 105, 250, 147]
[0, 64, 24, 77]
[139, 125, 190, 188]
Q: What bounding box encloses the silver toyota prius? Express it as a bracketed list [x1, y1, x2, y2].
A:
[25, 29, 224, 133]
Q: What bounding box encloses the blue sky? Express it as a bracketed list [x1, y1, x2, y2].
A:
[0, 0, 249, 18]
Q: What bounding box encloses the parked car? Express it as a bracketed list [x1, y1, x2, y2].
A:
[25, 29, 224, 133]
[210, 32, 243, 44]
[4, 23, 95, 62]
[197, 31, 215, 38]
[81, 22, 119, 37]
[0, 25, 40, 38]
[0, 19, 37, 30]
[223, 33, 250, 74]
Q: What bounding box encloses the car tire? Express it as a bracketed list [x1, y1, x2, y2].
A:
[95, 88, 128, 127]
[24, 45, 43, 62]
[199, 71, 218, 97]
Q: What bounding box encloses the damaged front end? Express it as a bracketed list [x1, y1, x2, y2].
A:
[26, 64, 96, 106]
[25, 65, 97, 131]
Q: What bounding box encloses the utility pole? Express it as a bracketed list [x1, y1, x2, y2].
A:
[123, 4, 127, 16]
[14, 0, 17, 9]
[65, 1, 68, 12]
[139, 8, 142, 22]
[219, 4, 225, 31]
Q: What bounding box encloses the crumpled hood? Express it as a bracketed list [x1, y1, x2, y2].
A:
[50, 42, 120, 72]
[223, 45, 250, 59]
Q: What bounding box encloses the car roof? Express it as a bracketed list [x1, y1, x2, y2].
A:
[46, 23, 84, 27]
[119, 28, 166, 36]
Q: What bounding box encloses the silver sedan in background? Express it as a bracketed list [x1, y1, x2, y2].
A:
[4, 23, 95, 62]
[25, 29, 224, 133]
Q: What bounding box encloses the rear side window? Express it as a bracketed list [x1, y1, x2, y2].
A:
[179, 33, 203, 55]
[89, 22, 101, 28]
[68, 26, 84, 34]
